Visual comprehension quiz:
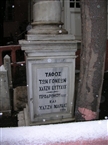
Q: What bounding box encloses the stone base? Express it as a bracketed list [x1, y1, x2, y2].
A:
[18, 104, 29, 126]
[18, 104, 75, 126]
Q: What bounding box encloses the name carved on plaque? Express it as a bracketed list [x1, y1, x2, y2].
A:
[37, 67, 68, 114]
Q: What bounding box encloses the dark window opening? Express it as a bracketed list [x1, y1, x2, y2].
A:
[70, 0, 80, 8]
[76, 2, 80, 8]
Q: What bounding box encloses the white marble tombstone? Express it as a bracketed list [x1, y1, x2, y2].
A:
[4, 55, 13, 89]
[19, 0, 78, 125]
[0, 65, 11, 115]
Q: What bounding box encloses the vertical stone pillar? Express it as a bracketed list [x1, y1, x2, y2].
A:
[0, 65, 11, 115]
[19, 0, 78, 125]
[4, 55, 13, 89]
[4, 55, 13, 112]
[27, 0, 67, 35]
[33, 0, 61, 23]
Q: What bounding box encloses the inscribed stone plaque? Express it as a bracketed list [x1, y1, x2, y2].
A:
[37, 67, 68, 114]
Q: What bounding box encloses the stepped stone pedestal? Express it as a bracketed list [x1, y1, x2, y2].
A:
[19, 0, 78, 126]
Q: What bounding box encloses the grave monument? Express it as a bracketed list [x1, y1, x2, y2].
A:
[19, 0, 78, 125]
[0, 65, 11, 115]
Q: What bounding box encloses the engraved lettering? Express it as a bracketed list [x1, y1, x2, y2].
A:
[52, 85, 66, 90]
[54, 103, 67, 108]
[39, 105, 52, 110]
[39, 86, 50, 91]
[39, 79, 48, 84]
[45, 72, 61, 77]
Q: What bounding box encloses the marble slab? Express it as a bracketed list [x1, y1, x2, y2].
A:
[26, 56, 75, 124]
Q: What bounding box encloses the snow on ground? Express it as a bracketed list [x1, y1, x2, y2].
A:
[0, 120, 108, 145]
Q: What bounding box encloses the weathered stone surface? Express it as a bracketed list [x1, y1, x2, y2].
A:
[33, 1, 61, 23]
[14, 86, 27, 111]
[0, 65, 11, 114]
[4, 55, 13, 88]
[19, 0, 78, 125]
[27, 0, 67, 35]
[19, 41, 77, 125]
[18, 104, 29, 126]
[18, 111, 25, 126]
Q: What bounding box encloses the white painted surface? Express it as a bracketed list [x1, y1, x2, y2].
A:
[63, 0, 81, 39]
[0, 120, 108, 145]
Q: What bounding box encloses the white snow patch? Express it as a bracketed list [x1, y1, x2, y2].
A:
[0, 120, 108, 145]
